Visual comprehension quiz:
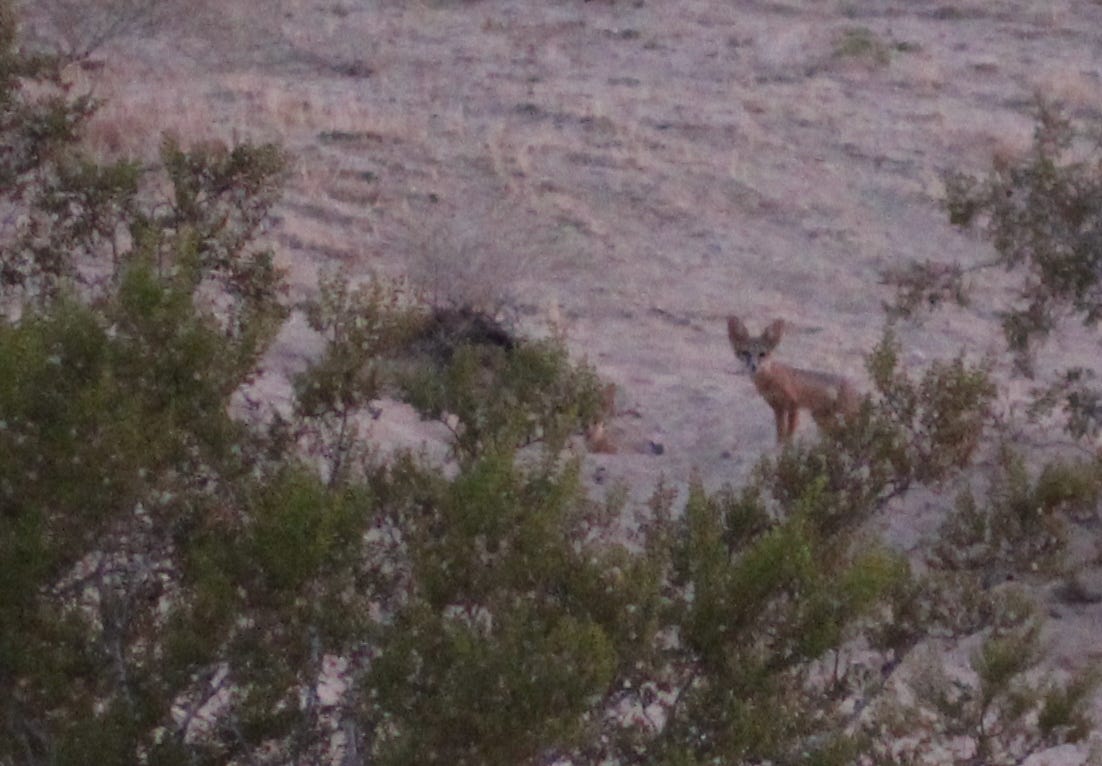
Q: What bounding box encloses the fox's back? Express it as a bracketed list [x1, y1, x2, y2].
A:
[781, 363, 858, 415]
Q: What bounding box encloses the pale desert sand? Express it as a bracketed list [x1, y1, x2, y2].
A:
[32, 0, 1102, 759]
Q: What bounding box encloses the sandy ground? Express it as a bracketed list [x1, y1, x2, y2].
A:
[27, 0, 1102, 759]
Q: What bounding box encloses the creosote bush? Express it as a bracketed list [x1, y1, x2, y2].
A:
[398, 329, 606, 460]
[833, 26, 892, 67]
[875, 99, 1102, 762]
[885, 101, 1102, 437]
[293, 270, 421, 484]
[1, 4, 1098, 766]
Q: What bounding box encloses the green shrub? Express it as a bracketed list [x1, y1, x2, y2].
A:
[885, 102, 1102, 436]
[833, 26, 891, 67]
[399, 323, 606, 460]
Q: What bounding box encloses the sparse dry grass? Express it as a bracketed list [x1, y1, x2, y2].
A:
[401, 198, 551, 312]
[891, 51, 947, 94]
[944, 113, 1035, 171]
[57, 0, 1101, 469]
[1033, 67, 1102, 114]
[81, 75, 220, 160]
[750, 22, 830, 79]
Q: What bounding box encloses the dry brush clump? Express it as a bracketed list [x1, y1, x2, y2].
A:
[403, 204, 544, 315]
[27, 0, 189, 60]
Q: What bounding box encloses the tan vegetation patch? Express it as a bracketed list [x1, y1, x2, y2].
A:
[81, 79, 219, 160]
[1033, 67, 1102, 114]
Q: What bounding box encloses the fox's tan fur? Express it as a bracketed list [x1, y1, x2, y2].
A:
[726, 316, 859, 443]
[585, 382, 620, 454]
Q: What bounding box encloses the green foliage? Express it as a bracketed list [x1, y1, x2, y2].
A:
[865, 327, 996, 484]
[859, 438, 1101, 764]
[294, 270, 420, 484]
[638, 333, 1076, 766]
[833, 26, 891, 67]
[298, 271, 417, 418]
[1034, 455, 1102, 514]
[0, 6, 300, 759]
[400, 326, 607, 459]
[292, 275, 606, 476]
[5, 127, 288, 351]
[0, 16, 94, 193]
[885, 102, 1102, 437]
[925, 101, 1102, 360]
[951, 103, 1102, 367]
[649, 467, 911, 765]
[869, 97, 1102, 766]
[364, 451, 657, 766]
[247, 469, 362, 593]
[722, 326, 996, 585]
[1030, 366, 1102, 439]
[933, 447, 1102, 580]
[878, 619, 1097, 765]
[1038, 666, 1098, 743]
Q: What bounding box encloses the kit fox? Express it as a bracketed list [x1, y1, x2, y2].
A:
[726, 316, 859, 443]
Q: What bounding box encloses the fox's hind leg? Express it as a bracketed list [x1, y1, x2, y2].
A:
[771, 406, 787, 443]
[811, 405, 846, 434]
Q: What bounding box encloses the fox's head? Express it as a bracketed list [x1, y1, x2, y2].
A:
[726, 316, 785, 374]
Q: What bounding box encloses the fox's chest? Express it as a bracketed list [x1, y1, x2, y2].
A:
[752, 371, 795, 406]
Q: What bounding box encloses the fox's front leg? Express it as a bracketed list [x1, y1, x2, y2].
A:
[785, 408, 799, 441]
[771, 406, 787, 443]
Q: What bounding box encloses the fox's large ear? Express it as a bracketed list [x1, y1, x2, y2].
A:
[762, 319, 786, 348]
[727, 315, 749, 344]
